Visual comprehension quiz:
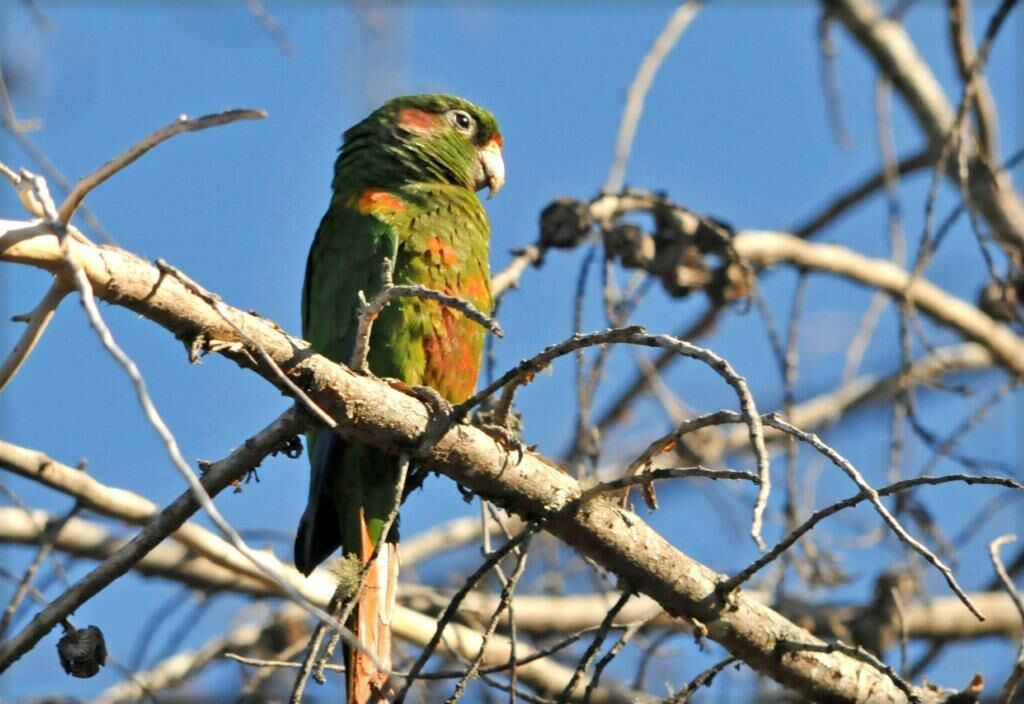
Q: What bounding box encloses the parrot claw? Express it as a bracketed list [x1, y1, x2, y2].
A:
[385, 380, 455, 452]
[473, 422, 527, 467]
[405, 384, 456, 429]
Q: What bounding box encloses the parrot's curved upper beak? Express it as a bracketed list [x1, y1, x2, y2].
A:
[475, 138, 505, 199]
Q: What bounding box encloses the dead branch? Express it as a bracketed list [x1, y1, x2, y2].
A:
[0, 408, 303, 673]
[402, 587, 1024, 644]
[822, 0, 1024, 261]
[0, 222, 962, 702]
[57, 109, 266, 225]
[734, 231, 1024, 376]
[0, 508, 646, 703]
[604, 0, 704, 193]
[93, 604, 308, 704]
[0, 277, 71, 393]
[989, 535, 1024, 704]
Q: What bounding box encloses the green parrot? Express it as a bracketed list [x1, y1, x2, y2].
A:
[295, 94, 504, 702]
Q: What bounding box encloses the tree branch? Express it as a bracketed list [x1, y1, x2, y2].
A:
[734, 230, 1024, 376]
[0, 223, 967, 702]
[0, 408, 303, 674]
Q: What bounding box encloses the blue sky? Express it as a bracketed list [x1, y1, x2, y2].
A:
[0, 1, 1022, 700]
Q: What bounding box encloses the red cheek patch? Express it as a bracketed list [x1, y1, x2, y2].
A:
[397, 108, 442, 135]
[489, 134, 503, 148]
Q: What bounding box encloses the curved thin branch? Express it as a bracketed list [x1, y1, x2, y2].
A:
[0, 278, 70, 393]
[57, 109, 266, 224]
[823, 0, 1024, 259]
[791, 149, 933, 239]
[604, 1, 704, 193]
[735, 230, 1024, 376]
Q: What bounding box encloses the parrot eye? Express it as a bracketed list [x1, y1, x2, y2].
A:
[448, 110, 475, 134]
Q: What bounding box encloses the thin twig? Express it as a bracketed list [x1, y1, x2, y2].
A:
[0, 58, 115, 242]
[0, 408, 304, 674]
[444, 530, 533, 703]
[948, 0, 1000, 160]
[66, 242, 361, 650]
[556, 589, 634, 704]
[817, 10, 853, 150]
[492, 245, 544, 301]
[290, 455, 410, 702]
[57, 109, 267, 224]
[661, 656, 737, 703]
[989, 535, 1024, 704]
[0, 277, 71, 393]
[289, 585, 345, 701]
[18, 171, 366, 659]
[791, 149, 933, 240]
[457, 326, 770, 546]
[393, 524, 538, 704]
[748, 413, 986, 620]
[156, 259, 336, 428]
[604, 0, 704, 193]
[909, 0, 1021, 281]
[585, 466, 759, 499]
[582, 615, 651, 704]
[723, 472, 1020, 596]
[246, 0, 296, 57]
[590, 304, 722, 441]
[0, 500, 80, 640]
[777, 639, 920, 704]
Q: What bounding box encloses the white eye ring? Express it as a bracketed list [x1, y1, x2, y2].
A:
[449, 110, 475, 134]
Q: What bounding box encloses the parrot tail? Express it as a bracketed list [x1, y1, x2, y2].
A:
[348, 508, 399, 704]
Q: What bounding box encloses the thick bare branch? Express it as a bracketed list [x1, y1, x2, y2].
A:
[403, 587, 1024, 643]
[93, 605, 308, 704]
[0, 222, 970, 702]
[0, 486, 642, 702]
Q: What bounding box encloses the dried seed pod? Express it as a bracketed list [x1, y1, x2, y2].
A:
[57, 625, 107, 678]
[650, 241, 709, 298]
[539, 198, 592, 249]
[605, 223, 655, 269]
[978, 280, 1020, 322]
[692, 215, 735, 255]
[708, 262, 754, 304]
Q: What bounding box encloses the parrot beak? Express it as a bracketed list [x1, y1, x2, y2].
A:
[475, 139, 505, 199]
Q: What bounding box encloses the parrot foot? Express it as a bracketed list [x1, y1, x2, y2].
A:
[473, 422, 528, 467]
[385, 379, 455, 451]
[383, 379, 454, 417]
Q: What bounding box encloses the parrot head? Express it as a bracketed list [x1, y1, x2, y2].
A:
[340, 94, 505, 197]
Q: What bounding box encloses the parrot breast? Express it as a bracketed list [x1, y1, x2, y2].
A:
[362, 183, 493, 404]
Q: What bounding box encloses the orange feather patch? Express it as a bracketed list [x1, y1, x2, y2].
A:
[463, 274, 489, 303]
[357, 189, 406, 216]
[425, 235, 459, 266]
